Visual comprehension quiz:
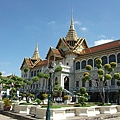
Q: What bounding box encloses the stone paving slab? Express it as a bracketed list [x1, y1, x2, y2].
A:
[0, 114, 18, 120]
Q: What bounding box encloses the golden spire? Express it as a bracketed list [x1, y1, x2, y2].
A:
[66, 7, 78, 45]
[31, 43, 42, 60]
[70, 7, 74, 30]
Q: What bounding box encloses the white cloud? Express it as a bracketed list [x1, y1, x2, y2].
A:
[47, 21, 56, 25]
[1, 71, 12, 76]
[98, 34, 107, 38]
[1, 71, 6, 75]
[80, 27, 88, 31]
[74, 21, 81, 25]
[94, 39, 114, 46]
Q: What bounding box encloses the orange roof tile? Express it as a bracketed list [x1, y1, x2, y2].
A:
[80, 40, 120, 54]
[53, 49, 61, 55]
[35, 60, 52, 67]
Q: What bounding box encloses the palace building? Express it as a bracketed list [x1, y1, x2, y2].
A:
[20, 12, 120, 102]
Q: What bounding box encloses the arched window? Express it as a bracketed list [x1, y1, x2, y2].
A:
[76, 81, 79, 87]
[81, 60, 86, 69]
[111, 78, 115, 85]
[117, 53, 120, 63]
[89, 80, 92, 87]
[109, 54, 116, 63]
[34, 70, 36, 76]
[76, 61, 80, 70]
[94, 58, 98, 67]
[82, 81, 85, 87]
[55, 77, 58, 81]
[31, 71, 33, 77]
[102, 56, 107, 66]
[88, 59, 93, 67]
[37, 70, 39, 74]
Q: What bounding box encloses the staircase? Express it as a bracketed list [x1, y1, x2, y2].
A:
[63, 89, 75, 97]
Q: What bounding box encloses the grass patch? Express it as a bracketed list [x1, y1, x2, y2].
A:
[19, 102, 33, 105]
[41, 105, 61, 108]
[41, 104, 74, 108]
[98, 103, 112, 106]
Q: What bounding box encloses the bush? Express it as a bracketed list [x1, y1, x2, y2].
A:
[63, 95, 70, 100]
[86, 65, 92, 71]
[42, 94, 48, 100]
[55, 66, 62, 72]
[35, 98, 41, 105]
[30, 93, 34, 98]
[3, 98, 11, 106]
[80, 87, 86, 94]
[78, 87, 88, 106]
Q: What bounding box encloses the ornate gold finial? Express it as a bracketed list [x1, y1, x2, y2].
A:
[70, 6, 74, 30]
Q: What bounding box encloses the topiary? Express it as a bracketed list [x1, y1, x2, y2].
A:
[35, 98, 41, 105]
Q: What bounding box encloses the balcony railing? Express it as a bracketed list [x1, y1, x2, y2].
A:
[59, 64, 72, 73]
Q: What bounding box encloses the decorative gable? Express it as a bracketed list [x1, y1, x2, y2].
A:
[73, 38, 88, 54]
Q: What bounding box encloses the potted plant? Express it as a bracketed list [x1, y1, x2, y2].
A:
[3, 98, 11, 111]
[42, 93, 48, 104]
[42, 93, 48, 100]
[63, 95, 70, 104]
[35, 98, 41, 105]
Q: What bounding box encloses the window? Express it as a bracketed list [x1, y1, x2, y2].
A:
[31, 71, 33, 77]
[30, 85, 32, 89]
[55, 77, 58, 81]
[81, 60, 86, 69]
[102, 56, 107, 66]
[89, 80, 92, 87]
[76, 81, 79, 87]
[111, 78, 115, 85]
[109, 54, 116, 63]
[34, 70, 36, 76]
[88, 59, 93, 67]
[82, 81, 85, 87]
[33, 84, 35, 88]
[37, 70, 39, 74]
[24, 74, 27, 78]
[94, 57, 98, 67]
[117, 53, 120, 63]
[36, 84, 38, 88]
[76, 61, 80, 70]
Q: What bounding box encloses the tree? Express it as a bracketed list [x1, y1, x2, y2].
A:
[82, 58, 120, 104]
[53, 80, 63, 98]
[77, 87, 88, 106]
[0, 74, 24, 101]
[32, 76, 39, 83]
[116, 74, 120, 104]
[23, 68, 32, 102]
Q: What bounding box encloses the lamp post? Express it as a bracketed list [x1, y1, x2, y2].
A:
[46, 63, 54, 120]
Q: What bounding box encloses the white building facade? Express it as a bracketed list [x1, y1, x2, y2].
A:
[20, 13, 120, 102]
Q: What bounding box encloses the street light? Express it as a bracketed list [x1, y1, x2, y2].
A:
[46, 62, 54, 120]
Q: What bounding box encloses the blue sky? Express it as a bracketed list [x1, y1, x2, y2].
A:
[0, 0, 120, 76]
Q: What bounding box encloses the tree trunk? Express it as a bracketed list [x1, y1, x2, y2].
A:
[99, 90, 105, 104]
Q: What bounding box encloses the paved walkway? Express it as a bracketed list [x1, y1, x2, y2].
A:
[0, 114, 17, 120]
[1, 110, 120, 120]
